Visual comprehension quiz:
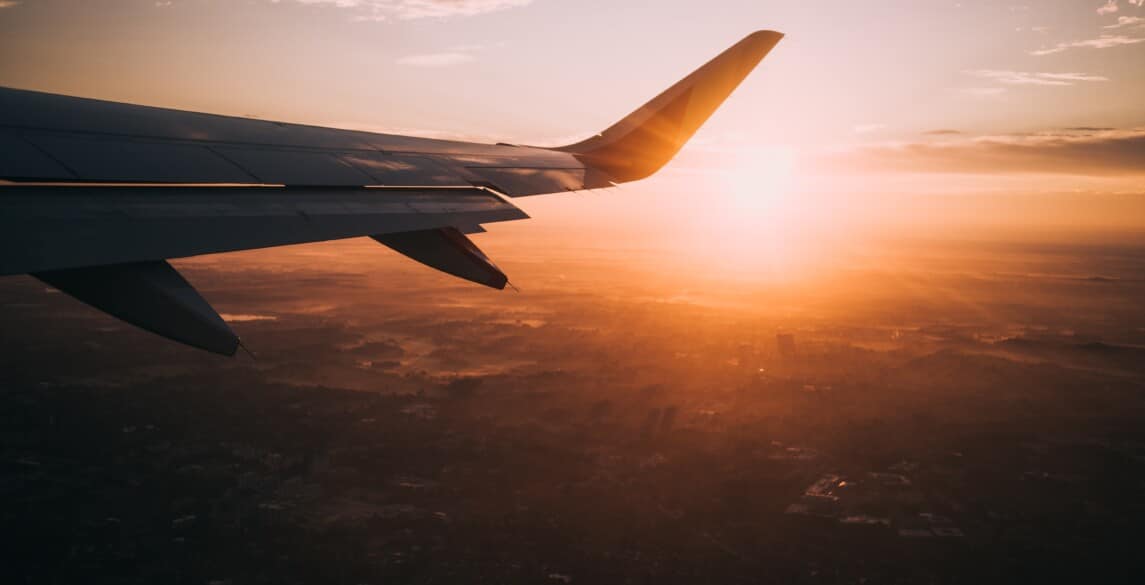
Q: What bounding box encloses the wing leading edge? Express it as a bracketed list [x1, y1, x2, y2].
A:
[0, 31, 782, 354]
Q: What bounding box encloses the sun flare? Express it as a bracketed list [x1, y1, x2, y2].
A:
[721, 146, 799, 220]
[673, 145, 818, 281]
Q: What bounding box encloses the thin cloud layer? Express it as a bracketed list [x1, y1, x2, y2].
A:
[1033, 4, 1145, 55]
[1095, 0, 1144, 14]
[284, 0, 533, 21]
[1101, 0, 1145, 13]
[1105, 16, 1145, 29]
[967, 70, 1109, 86]
[820, 128, 1145, 176]
[395, 42, 499, 67]
[1030, 34, 1145, 55]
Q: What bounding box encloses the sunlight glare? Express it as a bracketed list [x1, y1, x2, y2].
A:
[679, 145, 813, 282]
[722, 146, 798, 219]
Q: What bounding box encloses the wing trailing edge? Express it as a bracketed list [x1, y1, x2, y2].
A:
[0, 186, 527, 276]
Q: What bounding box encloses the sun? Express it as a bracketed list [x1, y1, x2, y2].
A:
[721, 146, 799, 220]
[673, 145, 810, 281]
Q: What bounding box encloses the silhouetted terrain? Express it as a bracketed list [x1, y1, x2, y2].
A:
[2, 231, 1145, 584]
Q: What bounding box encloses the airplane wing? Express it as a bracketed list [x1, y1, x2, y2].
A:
[0, 30, 782, 354]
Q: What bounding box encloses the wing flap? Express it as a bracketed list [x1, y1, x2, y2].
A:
[467, 166, 615, 196]
[0, 186, 527, 275]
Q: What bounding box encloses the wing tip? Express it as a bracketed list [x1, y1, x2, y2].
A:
[553, 29, 785, 183]
[747, 29, 784, 42]
[741, 30, 785, 59]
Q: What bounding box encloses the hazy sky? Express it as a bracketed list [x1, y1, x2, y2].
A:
[2, 0, 1142, 140]
[2, 0, 1144, 258]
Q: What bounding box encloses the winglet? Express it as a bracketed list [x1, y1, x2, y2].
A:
[555, 30, 783, 183]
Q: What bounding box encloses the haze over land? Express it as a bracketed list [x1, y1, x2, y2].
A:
[4, 220, 1145, 583]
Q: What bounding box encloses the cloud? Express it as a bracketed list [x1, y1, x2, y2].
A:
[966, 69, 1109, 86]
[0, 1, 21, 7]
[818, 128, 1145, 177]
[394, 43, 497, 67]
[1031, 33, 1145, 55]
[1096, 1, 1145, 19]
[1105, 16, 1145, 29]
[1016, 72, 1109, 83]
[924, 129, 963, 136]
[285, 0, 533, 21]
[395, 52, 476, 66]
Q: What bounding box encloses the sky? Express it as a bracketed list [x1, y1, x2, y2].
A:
[1, 0, 1144, 277]
[1, 0, 1142, 141]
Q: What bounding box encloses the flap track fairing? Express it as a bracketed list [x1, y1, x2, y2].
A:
[33, 260, 239, 356]
[372, 227, 508, 290]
